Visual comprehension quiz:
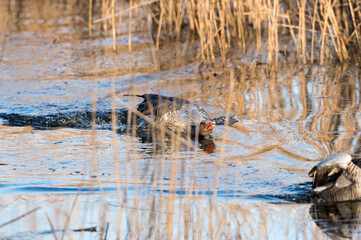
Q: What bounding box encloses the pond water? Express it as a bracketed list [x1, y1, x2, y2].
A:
[1, 0, 361, 239]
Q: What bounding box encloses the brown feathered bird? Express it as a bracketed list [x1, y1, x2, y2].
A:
[309, 153, 361, 202]
[126, 94, 215, 137]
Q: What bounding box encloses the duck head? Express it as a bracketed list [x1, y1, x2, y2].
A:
[199, 120, 215, 136]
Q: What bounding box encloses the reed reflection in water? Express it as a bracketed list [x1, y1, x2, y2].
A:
[0, 193, 327, 239]
[1, 64, 361, 239]
[2, 0, 361, 238]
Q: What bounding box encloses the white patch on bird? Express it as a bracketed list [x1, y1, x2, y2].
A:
[314, 186, 330, 192]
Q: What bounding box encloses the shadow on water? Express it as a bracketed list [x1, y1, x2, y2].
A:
[128, 126, 217, 154]
[254, 182, 315, 203]
[310, 200, 361, 239]
[0, 109, 217, 155]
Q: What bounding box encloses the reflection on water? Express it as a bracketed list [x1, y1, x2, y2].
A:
[130, 127, 217, 154]
[1, 0, 361, 239]
[310, 201, 361, 239]
[0, 193, 326, 240]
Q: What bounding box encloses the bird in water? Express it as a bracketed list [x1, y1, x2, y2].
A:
[309, 153, 361, 202]
[125, 94, 215, 137]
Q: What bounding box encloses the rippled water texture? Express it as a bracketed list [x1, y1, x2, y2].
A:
[1, 0, 361, 239]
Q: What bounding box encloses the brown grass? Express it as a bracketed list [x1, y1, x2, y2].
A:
[93, 0, 361, 65]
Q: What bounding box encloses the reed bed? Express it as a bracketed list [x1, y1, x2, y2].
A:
[93, 0, 361, 65]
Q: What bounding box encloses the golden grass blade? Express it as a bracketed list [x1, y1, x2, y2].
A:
[0, 207, 41, 229]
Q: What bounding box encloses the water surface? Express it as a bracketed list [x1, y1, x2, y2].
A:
[1, 0, 361, 239]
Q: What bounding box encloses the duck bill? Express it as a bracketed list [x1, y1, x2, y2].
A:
[205, 121, 215, 131]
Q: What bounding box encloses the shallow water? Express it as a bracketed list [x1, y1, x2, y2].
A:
[1, 0, 361, 239]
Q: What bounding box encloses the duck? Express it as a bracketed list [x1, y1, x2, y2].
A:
[309, 153, 361, 202]
[125, 94, 215, 137]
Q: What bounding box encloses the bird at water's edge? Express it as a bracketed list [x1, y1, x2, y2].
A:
[309, 153, 361, 202]
[125, 94, 215, 137]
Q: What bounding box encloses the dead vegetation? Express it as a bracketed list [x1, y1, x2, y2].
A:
[92, 0, 361, 65]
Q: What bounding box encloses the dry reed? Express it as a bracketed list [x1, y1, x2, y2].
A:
[103, 64, 361, 238]
[93, 0, 361, 65]
[4, 1, 361, 239]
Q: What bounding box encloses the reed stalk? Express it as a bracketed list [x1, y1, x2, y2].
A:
[92, 0, 361, 64]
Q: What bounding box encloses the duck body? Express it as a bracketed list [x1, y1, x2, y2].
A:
[130, 94, 215, 137]
[309, 153, 361, 202]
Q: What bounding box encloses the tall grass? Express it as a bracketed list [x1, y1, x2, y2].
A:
[94, 0, 361, 65]
[3, 1, 361, 239]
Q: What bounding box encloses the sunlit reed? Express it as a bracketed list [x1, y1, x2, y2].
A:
[95, 0, 361, 65]
[3, 0, 361, 239]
